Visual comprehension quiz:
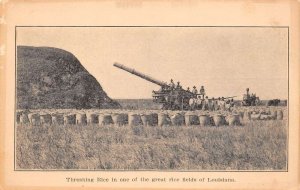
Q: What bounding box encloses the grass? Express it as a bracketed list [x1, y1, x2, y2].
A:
[16, 119, 287, 170]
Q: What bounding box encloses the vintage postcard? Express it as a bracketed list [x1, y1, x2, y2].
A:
[0, 0, 299, 189]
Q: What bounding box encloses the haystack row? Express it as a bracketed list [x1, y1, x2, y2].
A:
[16, 109, 284, 127]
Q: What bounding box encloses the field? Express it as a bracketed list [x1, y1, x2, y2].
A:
[115, 99, 161, 110]
[16, 108, 287, 170]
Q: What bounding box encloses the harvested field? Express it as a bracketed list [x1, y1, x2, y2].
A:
[16, 107, 287, 170]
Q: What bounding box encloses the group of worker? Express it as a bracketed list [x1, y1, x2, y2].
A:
[167, 79, 235, 111]
[169, 79, 206, 96]
[168, 79, 182, 90]
[190, 96, 235, 111]
[187, 86, 205, 96]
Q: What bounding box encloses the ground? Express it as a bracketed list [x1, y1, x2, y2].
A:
[16, 118, 287, 170]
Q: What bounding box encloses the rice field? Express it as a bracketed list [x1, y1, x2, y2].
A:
[15, 106, 287, 170]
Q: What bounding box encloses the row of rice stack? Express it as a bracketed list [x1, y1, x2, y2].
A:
[16, 109, 284, 126]
[242, 110, 284, 121]
[63, 113, 118, 126]
[158, 113, 241, 127]
[16, 112, 113, 126]
[18, 112, 50, 126]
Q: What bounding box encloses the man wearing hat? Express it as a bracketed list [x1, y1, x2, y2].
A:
[169, 79, 175, 89]
[176, 81, 182, 89]
[192, 86, 198, 95]
[199, 86, 205, 99]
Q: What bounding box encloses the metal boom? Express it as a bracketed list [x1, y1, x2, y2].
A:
[113, 63, 168, 87]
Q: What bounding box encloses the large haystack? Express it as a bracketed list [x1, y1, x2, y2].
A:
[17, 46, 120, 109]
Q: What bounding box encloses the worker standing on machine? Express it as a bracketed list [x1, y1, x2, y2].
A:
[192, 86, 198, 94]
[169, 79, 175, 89]
[199, 86, 205, 99]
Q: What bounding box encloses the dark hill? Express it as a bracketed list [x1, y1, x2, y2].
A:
[17, 46, 120, 109]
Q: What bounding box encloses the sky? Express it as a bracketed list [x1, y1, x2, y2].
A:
[17, 27, 288, 100]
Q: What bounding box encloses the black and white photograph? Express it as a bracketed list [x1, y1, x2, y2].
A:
[15, 26, 288, 171]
